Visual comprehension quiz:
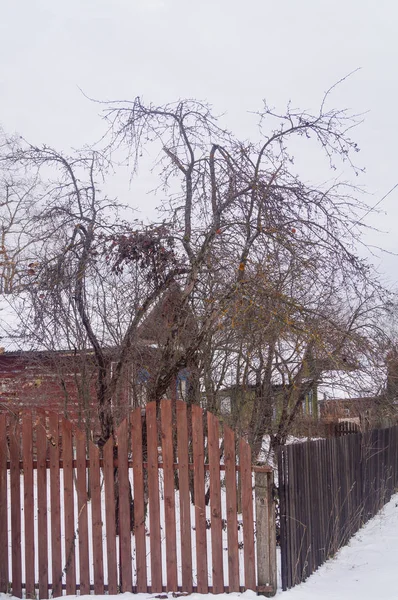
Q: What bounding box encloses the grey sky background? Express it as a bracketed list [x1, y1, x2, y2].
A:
[1, 0, 397, 284]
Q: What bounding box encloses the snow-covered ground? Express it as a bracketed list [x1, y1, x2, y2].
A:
[2, 492, 398, 600]
[279, 491, 398, 600]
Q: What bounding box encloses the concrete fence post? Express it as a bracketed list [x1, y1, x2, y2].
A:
[255, 469, 277, 596]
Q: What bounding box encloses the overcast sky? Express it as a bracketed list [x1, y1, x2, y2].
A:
[1, 0, 397, 284]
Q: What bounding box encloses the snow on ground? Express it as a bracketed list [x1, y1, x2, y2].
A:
[0, 592, 260, 600]
[278, 491, 398, 600]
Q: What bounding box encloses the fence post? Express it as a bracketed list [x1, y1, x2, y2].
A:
[255, 469, 277, 596]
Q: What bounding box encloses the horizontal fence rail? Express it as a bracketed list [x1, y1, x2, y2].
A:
[0, 400, 276, 598]
[278, 426, 398, 590]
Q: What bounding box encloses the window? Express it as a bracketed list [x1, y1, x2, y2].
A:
[136, 367, 150, 406]
[177, 368, 190, 400]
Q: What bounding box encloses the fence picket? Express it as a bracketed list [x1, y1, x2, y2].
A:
[161, 400, 178, 590]
[49, 413, 62, 597]
[146, 402, 162, 592]
[278, 446, 288, 591]
[192, 405, 208, 593]
[131, 407, 147, 592]
[0, 414, 8, 594]
[36, 414, 48, 599]
[62, 419, 76, 595]
[176, 401, 193, 593]
[75, 429, 90, 595]
[103, 437, 118, 595]
[224, 425, 239, 592]
[10, 418, 22, 598]
[22, 413, 35, 599]
[89, 441, 104, 594]
[288, 443, 297, 586]
[207, 412, 224, 593]
[117, 418, 132, 592]
[303, 443, 312, 577]
[240, 438, 256, 591]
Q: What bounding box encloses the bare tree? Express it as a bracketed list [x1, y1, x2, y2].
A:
[1, 91, 391, 449]
[0, 131, 43, 295]
[190, 245, 390, 456]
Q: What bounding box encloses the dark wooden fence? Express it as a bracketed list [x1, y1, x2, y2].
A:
[0, 400, 277, 598]
[325, 420, 361, 437]
[278, 426, 398, 590]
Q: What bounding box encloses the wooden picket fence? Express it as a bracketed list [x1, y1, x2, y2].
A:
[0, 399, 276, 598]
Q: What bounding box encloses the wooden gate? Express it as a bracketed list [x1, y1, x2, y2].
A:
[0, 400, 276, 597]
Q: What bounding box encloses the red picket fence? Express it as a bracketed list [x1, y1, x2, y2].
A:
[0, 400, 276, 598]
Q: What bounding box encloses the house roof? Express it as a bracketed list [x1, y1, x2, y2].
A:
[138, 283, 197, 348]
[0, 284, 197, 357]
[320, 395, 380, 405]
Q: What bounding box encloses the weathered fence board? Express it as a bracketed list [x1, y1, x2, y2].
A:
[161, 400, 178, 591]
[131, 407, 147, 593]
[10, 421, 22, 598]
[240, 438, 256, 591]
[176, 401, 193, 593]
[0, 414, 8, 594]
[36, 415, 48, 599]
[103, 438, 118, 594]
[49, 413, 62, 597]
[22, 414, 35, 599]
[224, 425, 239, 592]
[255, 468, 277, 594]
[103, 437, 118, 595]
[0, 402, 275, 598]
[62, 419, 76, 596]
[90, 441, 104, 594]
[208, 411, 224, 593]
[75, 429, 90, 595]
[146, 401, 162, 593]
[192, 404, 209, 593]
[117, 418, 132, 592]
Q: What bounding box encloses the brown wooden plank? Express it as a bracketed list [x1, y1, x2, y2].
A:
[289, 443, 296, 588]
[240, 438, 256, 591]
[103, 437, 118, 595]
[0, 414, 8, 594]
[49, 413, 62, 597]
[89, 441, 104, 594]
[207, 412, 224, 593]
[22, 413, 35, 599]
[62, 419, 76, 595]
[36, 414, 48, 599]
[146, 402, 162, 592]
[277, 446, 287, 591]
[224, 425, 239, 591]
[192, 404, 208, 593]
[9, 418, 22, 598]
[117, 418, 133, 591]
[75, 429, 90, 595]
[161, 400, 178, 590]
[131, 407, 147, 592]
[267, 470, 277, 593]
[176, 401, 193, 593]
